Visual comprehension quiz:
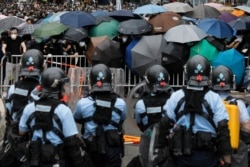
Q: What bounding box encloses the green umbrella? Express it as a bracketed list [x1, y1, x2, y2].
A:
[89, 19, 120, 39]
[32, 22, 69, 38]
[190, 39, 219, 63]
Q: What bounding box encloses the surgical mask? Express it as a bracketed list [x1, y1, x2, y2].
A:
[79, 41, 86, 47]
[10, 34, 17, 40]
[122, 36, 128, 43]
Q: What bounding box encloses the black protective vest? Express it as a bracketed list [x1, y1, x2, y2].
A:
[141, 92, 171, 127]
[174, 88, 216, 130]
[26, 98, 64, 141]
[9, 78, 39, 120]
[83, 93, 122, 129]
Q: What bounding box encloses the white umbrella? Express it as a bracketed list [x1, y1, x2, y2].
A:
[164, 24, 207, 43]
[163, 2, 193, 13]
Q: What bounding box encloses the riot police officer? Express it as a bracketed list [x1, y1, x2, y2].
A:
[18, 67, 92, 167]
[0, 49, 44, 167]
[212, 65, 250, 167]
[134, 64, 173, 132]
[74, 63, 127, 167]
[159, 55, 232, 167]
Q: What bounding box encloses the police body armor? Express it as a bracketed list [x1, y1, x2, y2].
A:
[169, 87, 216, 156]
[8, 78, 39, 121]
[83, 93, 124, 155]
[26, 98, 65, 166]
[140, 92, 170, 131]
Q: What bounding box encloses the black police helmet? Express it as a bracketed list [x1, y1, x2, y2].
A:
[89, 64, 112, 92]
[19, 49, 44, 77]
[40, 67, 69, 94]
[145, 64, 169, 92]
[185, 55, 211, 87]
[212, 65, 234, 91]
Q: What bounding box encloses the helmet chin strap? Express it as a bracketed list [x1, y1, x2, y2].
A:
[40, 89, 61, 99]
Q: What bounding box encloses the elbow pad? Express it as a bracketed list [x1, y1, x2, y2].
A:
[217, 119, 232, 156]
[158, 116, 174, 147]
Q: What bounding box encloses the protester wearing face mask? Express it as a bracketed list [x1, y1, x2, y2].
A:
[1, 27, 26, 98]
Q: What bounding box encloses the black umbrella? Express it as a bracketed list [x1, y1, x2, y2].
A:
[118, 19, 152, 35]
[162, 42, 190, 74]
[95, 15, 114, 25]
[108, 9, 141, 21]
[92, 37, 123, 68]
[185, 5, 221, 19]
[63, 26, 88, 42]
[131, 34, 165, 76]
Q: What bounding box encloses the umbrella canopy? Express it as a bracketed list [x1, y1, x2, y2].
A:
[95, 15, 114, 25]
[89, 19, 120, 39]
[60, 11, 96, 28]
[40, 11, 68, 24]
[218, 12, 238, 23]
[163, 2, 193, 13]
[235, 5, 250, 14]
[204, 2, 224, 10]
[148, 12, 181, 34]
[91, 10, 109, 17]
[131, 34, 166, 76]
[63, 26, 88, 42]
[18, 23, 40, 36]
[108, 9, 140, 21]
[86, 36, 107, 63]
[125, 38, 140, 70]
[231, 9, 245, 17]
[32, 22, 69, 38]
[133, 4, 167, 15]
[185, 5, 221, 19]
[164, 24, 207, 43]
[0, 14, 7, 20]
[228, 18, 250, 30]
[92, 37, 123, 68]
[197, 18, 234, 39]
[162, 42, 190, 73]
[0, 16, 25, 31]
[118, 19, 152, 35]
[212, 48, 245, 85]
[190, 39, 219, 63]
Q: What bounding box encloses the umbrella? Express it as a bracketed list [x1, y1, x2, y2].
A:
[161, 42, 190, 73]
[108, 9, 140, 21]
[133, 4, 167, 15]
[218, 12, 238, 23]
[164, 24, 207, 43]
[197, 18, 234, 39]
[190, 39, 219, 63]
[91, 10, 109, 17]
[32, 22, 69, 38]
[228, 18, 250, 30]
[63, 26, 88, 42]
[235, 5, 250, 13]
[185, 5, 221, 19]
[0, 14, 7, 20]
[18, 23, 40, 36]
[148, 12, 181, 34]
[131, 34, 166, 76]
[163, 2, 193, 13]
[40, 11, 68, 24]
[89, 19, 120, 39]
[118, 19, 152, 35]
[92, 37, 123, 68]
[0, 16, 25, 31]
[212, 48, 245, 85]
[125, 38, 140, 70]
[60, 11, 96, 28]
[95, 15, 114, 25]
[231, 9, 245, 17]
[86, 36, 107, 63]
[204, 2, 224, 9]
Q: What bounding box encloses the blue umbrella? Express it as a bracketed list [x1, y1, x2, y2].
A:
[91, 10, 109, 17]
[125, 38, 140, 70]
[133, 4, 167, 15]
[212, 48, 245, 85]
[197, 18, 234, 39]
[60, 11, 96, 28]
